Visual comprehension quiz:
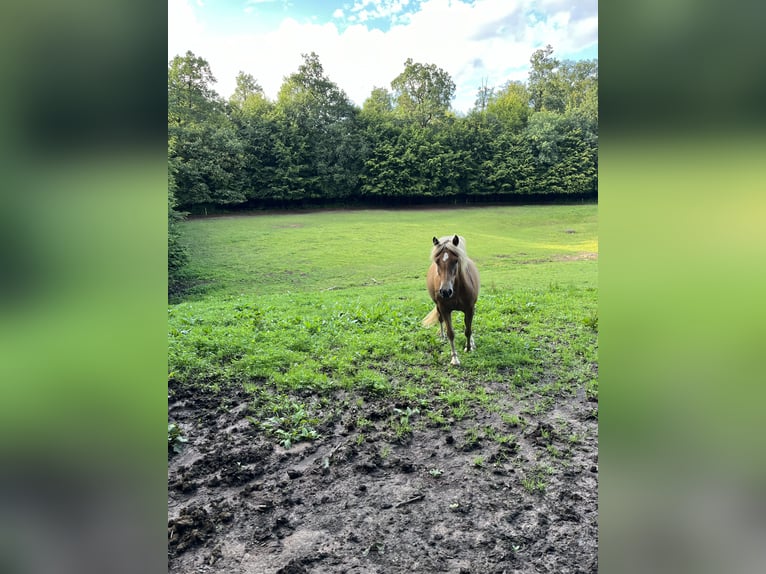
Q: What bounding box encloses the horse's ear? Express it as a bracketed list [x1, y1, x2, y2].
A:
[432, 236, 440, 246]
[452, 235, 460, 246]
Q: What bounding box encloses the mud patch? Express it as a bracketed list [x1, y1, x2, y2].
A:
[168, 382, 597, 573]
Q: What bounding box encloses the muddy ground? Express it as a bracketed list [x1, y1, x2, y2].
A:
[168, 380, 597, 573]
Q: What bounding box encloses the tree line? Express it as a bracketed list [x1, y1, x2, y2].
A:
[168, 47, 597, 293]
[169, 46, 596, 209]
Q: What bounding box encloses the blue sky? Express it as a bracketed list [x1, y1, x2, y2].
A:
[169, 0, 597, 114]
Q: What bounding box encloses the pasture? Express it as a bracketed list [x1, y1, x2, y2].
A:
[168, 204, 598, 573]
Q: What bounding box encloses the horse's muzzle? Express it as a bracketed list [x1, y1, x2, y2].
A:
[439, 288, 453, 299]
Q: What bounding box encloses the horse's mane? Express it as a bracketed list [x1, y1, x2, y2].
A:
[431, 235, 473, 286]
[431, 235, 467, 258]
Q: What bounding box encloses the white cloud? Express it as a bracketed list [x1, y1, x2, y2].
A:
[348, 0, 412, 21]
[168, 0, 206, 62]
[332, 8, 344, 18]
[168, 0, 597, 113]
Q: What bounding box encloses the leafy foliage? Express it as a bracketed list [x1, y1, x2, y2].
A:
[391, 58, 456, 127]
[167, 47, 597, 212]
[168, 422, 187, 455]
[168, 162, 188, 296]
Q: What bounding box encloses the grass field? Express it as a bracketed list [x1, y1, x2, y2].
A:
[168, 204, 598, 572]
[170, 204, 597, 444]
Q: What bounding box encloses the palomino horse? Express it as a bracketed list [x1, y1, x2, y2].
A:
[423, 235, 480, 366]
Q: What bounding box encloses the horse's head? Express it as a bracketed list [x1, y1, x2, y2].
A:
[432, 235, 462, 299]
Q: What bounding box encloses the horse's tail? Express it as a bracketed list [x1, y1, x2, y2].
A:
[422, 306, 439, 327]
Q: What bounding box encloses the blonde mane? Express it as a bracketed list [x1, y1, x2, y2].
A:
[432, 235, 467, 256]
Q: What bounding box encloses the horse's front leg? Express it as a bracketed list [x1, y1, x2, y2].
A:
[437, 311, 445, 340]
[442, 311, 460, 366]
[463, 306, 476, 353]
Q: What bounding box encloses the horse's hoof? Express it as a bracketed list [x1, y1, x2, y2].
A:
[450, 356, 461, 366]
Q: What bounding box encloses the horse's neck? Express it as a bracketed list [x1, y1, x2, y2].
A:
[458, 258, 474, 286]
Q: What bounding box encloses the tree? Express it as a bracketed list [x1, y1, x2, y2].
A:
[486, 81, 531, 132]
[229, 71, 268, 115]
[168, 157, 188, 297]
[230, 72, 262, 104]
[272, 52, 362, 200]
[528, 45, 566, 113]
[362, 87, 394, 117]
[168, 52, 248, 208]
[562, 59, 598, 121]
[168, 50, 220, 126]
[391, 58, 456, 127]
[473, 79, 494, 114]
[525, 111, 597, 195]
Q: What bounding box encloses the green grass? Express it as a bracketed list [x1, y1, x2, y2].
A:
[179, 204, 597, 299]
[169, 204, 597, 448]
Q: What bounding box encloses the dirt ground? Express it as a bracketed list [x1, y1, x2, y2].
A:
[168, 380, 598, 573]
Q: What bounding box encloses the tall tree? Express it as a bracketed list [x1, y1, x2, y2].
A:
[272, 52, 362, 200]
[473, 78, 494, 114]
[362, 87, 394, 117]
[486, 81, 531, 132]
[528, 45, 566, 113]
[168, 50, 220, 126]
[168, 52, 248, 208]
[391, 58, 456, 127]
[229, 71, 266, 112]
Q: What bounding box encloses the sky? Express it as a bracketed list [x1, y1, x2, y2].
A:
[168, 0, 597, 115]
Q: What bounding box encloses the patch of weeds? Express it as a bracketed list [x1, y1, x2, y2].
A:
[380, 444, 392, 459]
[583, 312, 598, 331]
[529, 397, 555, 415]
[354, 417, 372, 433]
[546, 444, 563, 458]
[428, 468, 443, 478]
[585, 378, 598, 401]
[540, 463, 556, 475]
[168, 423, 187, 456]
[521, 463, 556, 494]
[462, 427, 481, 451]
[450, 403, 470, 421]
[397, 382, 427, 402]
[568, 433, 583, 445]
[482, 426, 499, 442]
[496, 433, 518, 448]
[357, 369, 392, 397]
[391, 407, 419, 441]
[521, 476, 546, 494]
[510, 369, 535, 389]
[521, 472, 547, 494]
[272, 361, 330, 392]
[472, 456, 485, 468]
[501, 413, 524, 427]
[425, 408, 447, 427]
[249, 399, 321, 449]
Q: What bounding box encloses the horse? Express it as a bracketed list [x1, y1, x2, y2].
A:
[423, 235, 480, 366]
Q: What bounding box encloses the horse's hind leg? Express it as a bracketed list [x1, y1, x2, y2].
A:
[464, 306, 476, 352]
